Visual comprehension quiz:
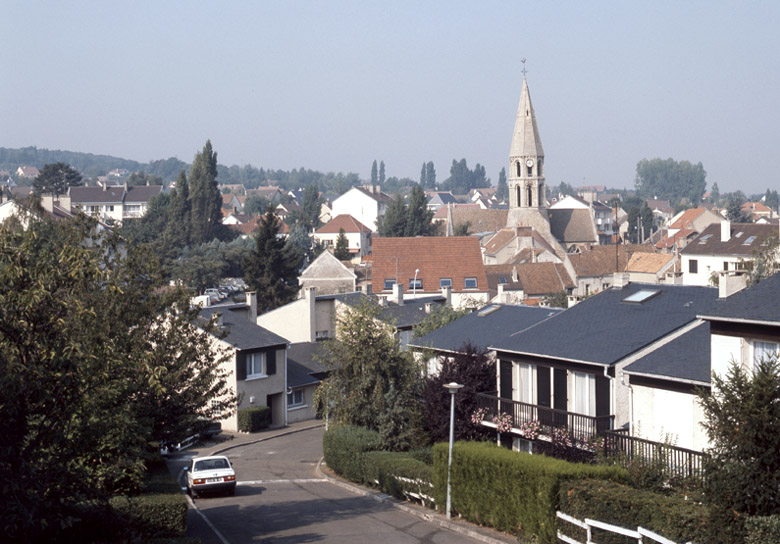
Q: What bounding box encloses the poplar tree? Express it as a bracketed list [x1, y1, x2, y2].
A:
[420, 162, 427, 188]
[425, 161, 436, 188]
[371, 160, 378, 185]
[379, 161, 386, 185]
[496, 167, 508, 201]
[405, 183, 434, 237]
[189, 140, 223, 245]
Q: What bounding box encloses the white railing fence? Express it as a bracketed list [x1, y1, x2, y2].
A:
[556, 511, 696, 544]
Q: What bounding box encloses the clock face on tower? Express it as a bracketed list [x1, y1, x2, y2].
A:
[526, 159, 534, 168]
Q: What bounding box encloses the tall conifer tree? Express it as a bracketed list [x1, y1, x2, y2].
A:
[189, 141, 222, 245]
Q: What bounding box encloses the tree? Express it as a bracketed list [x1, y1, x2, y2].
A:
[413, 304, 470, 339]
[285, 222, 316, 266]
[426, 161, 436, 189]
[371, 160, 378, 185]
[699, 357, 780, 543]
[243, 193, 271, 217]
[765, 188, 779, 211]
[334, 228, 350, 260]
[421, 342, 495, 444]
[634, 158, 707, 205]
[300, 183, 324, 230]
[404, 183, 434, 237]
[453, 222, 471, 236]
[162, 169, 191, 254]
[726, 192, 751, 222]
[189, 140, 225, 245]
[496, 167, 508, 201]
[379, 161, 386, 185]
[33, 162, 83, 196]
[243, 209, 302, 312]
[420, 162, 427, 188]
[377, 193, 408, 237]
[315, 299, 422, 450]
[626, 202, 655, 243]
[126, 171, 163, 186]
[544, 291, 569, 308]
[710, 182, 720, 204]
[0, 215, 233, 541]
[441, 158, 489, 195]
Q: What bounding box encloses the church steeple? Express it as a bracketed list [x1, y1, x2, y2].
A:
[508, 75, 545, 209]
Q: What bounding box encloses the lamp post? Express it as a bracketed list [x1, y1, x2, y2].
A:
[413, 268, 419, 298]
[444, 381, 464, 519]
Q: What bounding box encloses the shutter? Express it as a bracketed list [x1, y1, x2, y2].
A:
[536, 367, 551, 408]
[236, 352, 247, 381]
[595, 374, 610, 417]
[499, 360, 512, 399]
[266, 348, 276, 376]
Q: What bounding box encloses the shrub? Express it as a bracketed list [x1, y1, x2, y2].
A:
[322, 425, 382, 483]
[364, 451, 434, 505]
[110, 493, 187, 538]
[432, 441, 626, 544]
[745, 515, 780, 544]
[237, 406, 271, 432]
[557, 479, 708, 544]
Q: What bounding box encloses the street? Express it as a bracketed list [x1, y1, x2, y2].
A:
[168, 426, 514, 544]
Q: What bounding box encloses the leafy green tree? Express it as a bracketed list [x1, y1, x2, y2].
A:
[413, 304, 471, 339]
[126, 171, 163, 186]
[189, 140, 225, 245]
[634, 158, 707, 204]
[334, 228, 350, 260]
[425, 161, 436, 189]
[0, 215, 233, 542]
[244, 209, 302, 312]
[169, 237, 252, 292]
[285, 222, 316, 266]
[496, 167, 508, 201]
[315, 299, 422, 450]
[421, 342, 495, 444]
[243, 193, 271, 217]
[453, 222, 471, 236]
[300, 183, 324, 230]
[544, 290, 569, 308]
[33, 162, 83, 196]
[627, 202, 655, 243]
[377, 193, 408, 237]
[726, 192, 751, 222]
[710, 182, 720, 204]
[404, 183, 434, 236]
[699, 357, 780, 543]
[379, 161, 385, 185]
[371, 160, 378, 185]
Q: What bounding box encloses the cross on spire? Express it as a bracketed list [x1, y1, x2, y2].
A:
[521, 58, 527, 76]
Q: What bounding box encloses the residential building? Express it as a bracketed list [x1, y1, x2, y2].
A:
[482, 226, 560, 266]
[625, 252, 677, 283]
[485, 262, 574, 305]
[330, 185, 392, 232]
[655, 207, 722, 252]
[426, 191, 458, 212]
[313, 214, 372, 258]
[741, 201, 774, 221]
[298, 250, 357, 295]
[69, 182, 163, 223]
[16, 166, 40, 179]
[568, 245, 642, 298]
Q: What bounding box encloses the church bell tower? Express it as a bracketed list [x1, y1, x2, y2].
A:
[508, 75, 545, 210]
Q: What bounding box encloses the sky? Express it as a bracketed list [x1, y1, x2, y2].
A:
[2, 1, 779, 195]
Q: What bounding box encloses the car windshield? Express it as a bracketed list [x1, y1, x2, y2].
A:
[194, 458, 229, 471]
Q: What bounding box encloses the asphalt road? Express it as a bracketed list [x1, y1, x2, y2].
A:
[170, 426, 513, 544]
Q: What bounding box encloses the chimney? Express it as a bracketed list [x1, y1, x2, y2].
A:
[360, 283, 369, 295]
[304, 286, 317, 342]
[497, 283, 505, 303]
[721, 220, 731, 242]
[612, 272, 630, 289]
[392, 282, 404, 305]
[719, 271, 748, 299]
[378, 296, 387, 306]
[41, 194, 54, 213]
[245, 291, 257, 324]
[441, 285, 452, 306]
[425, 302, 434, 314]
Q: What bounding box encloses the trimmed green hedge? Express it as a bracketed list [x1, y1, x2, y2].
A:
[363, 451, 434, 504]
[110, 493, 187, 538]
[432, 441, 626, 544]
[557, 478, 708, 544]
[746, 515, 780, 544]
[323, 425, 382, 483]
[237, 406, 271, 432]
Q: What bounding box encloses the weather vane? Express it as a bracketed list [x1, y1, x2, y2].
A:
[521, 58, 527, 76]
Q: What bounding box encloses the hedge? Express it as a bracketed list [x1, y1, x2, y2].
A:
[237, 406, 271, 432]
[322, 425, 382, 483]
[363, 451, 434, 504]
[557, 478, 708, 544]
[746, 516, 780, 544]
[432, 441, 626, 544]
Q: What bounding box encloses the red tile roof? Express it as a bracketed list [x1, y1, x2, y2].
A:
[316, 214, 370, 234]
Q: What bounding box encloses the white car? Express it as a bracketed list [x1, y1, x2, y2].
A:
[186, 455, 236, 498]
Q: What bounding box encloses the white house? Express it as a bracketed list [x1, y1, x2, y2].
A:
[330, 185, 392, 232]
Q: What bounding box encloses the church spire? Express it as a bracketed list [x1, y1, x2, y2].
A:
[508, 72, 545, 210]
[509, 76, 545, 162]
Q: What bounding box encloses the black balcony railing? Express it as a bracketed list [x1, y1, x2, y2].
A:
[476, 393, 614, 442]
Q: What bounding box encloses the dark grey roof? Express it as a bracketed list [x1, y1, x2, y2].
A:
[623, 320, 711, 384]
[699, 271, 780, 325]
[322, 291, 446, 329]
[69, 186, 125, 203]
[680, 222, 775, 257]
[490, 283, 718, 366]
[548, 208, 597, 243]
[408, 304, 563, 353]
[199, 307, 288, 351]
[125, 185, 163, 202]
[287, 342, 328, 388]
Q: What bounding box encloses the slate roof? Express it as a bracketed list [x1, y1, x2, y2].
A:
[680, 222, 776, 257]
[623, 320, 711, 385]
[199, 307, 288, 351]
[408, 304, 562, 353]
[125, 185, 163, 202]
[698, 271, 780, 325]
[645, 199, 672, 214]
[69, 186, 125, 204]
[490, 282, 718, 366]
[320, 291, 446, 330]
[354, 186, 394, 204]
[548, 208, 597, 243]
[287, 342, 328, 388]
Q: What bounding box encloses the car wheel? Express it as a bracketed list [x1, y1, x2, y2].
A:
[189, 487, 198, 499]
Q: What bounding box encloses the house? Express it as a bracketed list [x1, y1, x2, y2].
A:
[680, 221, 777, 286]
[298, 250, 357, 295]
[409, 303, 562, 375]
[426, 191, 458, 212]
[742, 201, 773, 221]
[645, 199, 673, 225]
[286, 342, 328, 423]
[480, 279, 718, 452]
[313, 214, 372, 258]
[625, 252, 677, 283]
[481, 226, 560, 266]
[16, 166, 40, 179]
[485, 262, 574, 305]
[655, 207, 722, 252]
[591, 200, 616, 245]
[371, 236, 490, 307]
[567, 244, 642, 298]
[68, 182, 163, 223]
[331, 185, 393, 232]
[547, 195, 599, 251]
[199, 296, 290, 431]
[246, 186, 283, 203]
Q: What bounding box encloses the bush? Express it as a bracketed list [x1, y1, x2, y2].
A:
[363, 451, 434, 505]
[746, 516, 780, 544]
[237, 406, 271, 432]
[110, 493, 187, 538]
[432, 441, 626, 544]
[557, 479, 708, 544]
[322, 425, 382, 483]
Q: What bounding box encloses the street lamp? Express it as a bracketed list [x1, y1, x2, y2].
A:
[444, 381, 464, 520]
[413, 268, 420, 298]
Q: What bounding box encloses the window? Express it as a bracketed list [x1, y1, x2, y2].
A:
[409, 278, 422, 290]
[383, 279, 396, 291]
[439, 278, 452, 288]
[689, 259, 698, 274]
[724, 261, 729, 271]
[754, 341, 778, 367]
[315, 330, 329, 341]
[464, 277, 477, 289]
[246, 352, 266, 379]
[573, 372, 596, 416]
[287, 389, 305, 407]
[743, 236, 757, 245]
[498, 276, 507, 284]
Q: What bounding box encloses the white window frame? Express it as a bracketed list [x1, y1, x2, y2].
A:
[287, 389, 305, 408]
[753, 340, 779, 369]
[573, 371, 596, 416]
[464, 277, 478, 289]
[246, 352, 266, 379]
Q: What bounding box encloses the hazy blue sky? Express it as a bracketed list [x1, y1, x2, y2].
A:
[3, 1, 779, 194]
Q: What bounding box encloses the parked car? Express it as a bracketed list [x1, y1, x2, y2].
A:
[186, 455, 236, 498]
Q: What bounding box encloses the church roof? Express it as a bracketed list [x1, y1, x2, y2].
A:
[509, 76, 544, 159]
[548, 208, 598, 243]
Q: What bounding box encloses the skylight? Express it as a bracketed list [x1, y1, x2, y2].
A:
[478, 305, 500, 317]
[735, 231, 744, 238]
[743, 236, 756, 245]
[622, 289, 661, 304]
[698, 234, 712, 245]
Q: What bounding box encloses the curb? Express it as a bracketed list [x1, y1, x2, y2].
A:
[314, 458, 517, 544]
[211, 422, 324, 456]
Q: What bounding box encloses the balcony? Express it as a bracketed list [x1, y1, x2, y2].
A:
[475, 393, 614, 443]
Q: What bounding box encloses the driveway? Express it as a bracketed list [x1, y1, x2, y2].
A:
[169, 425, 515, 544]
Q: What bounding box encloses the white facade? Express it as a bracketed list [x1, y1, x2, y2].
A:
[331, 187, 387, 232]
[681, 253, 741, 286]
[630, 386, 707, 451]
